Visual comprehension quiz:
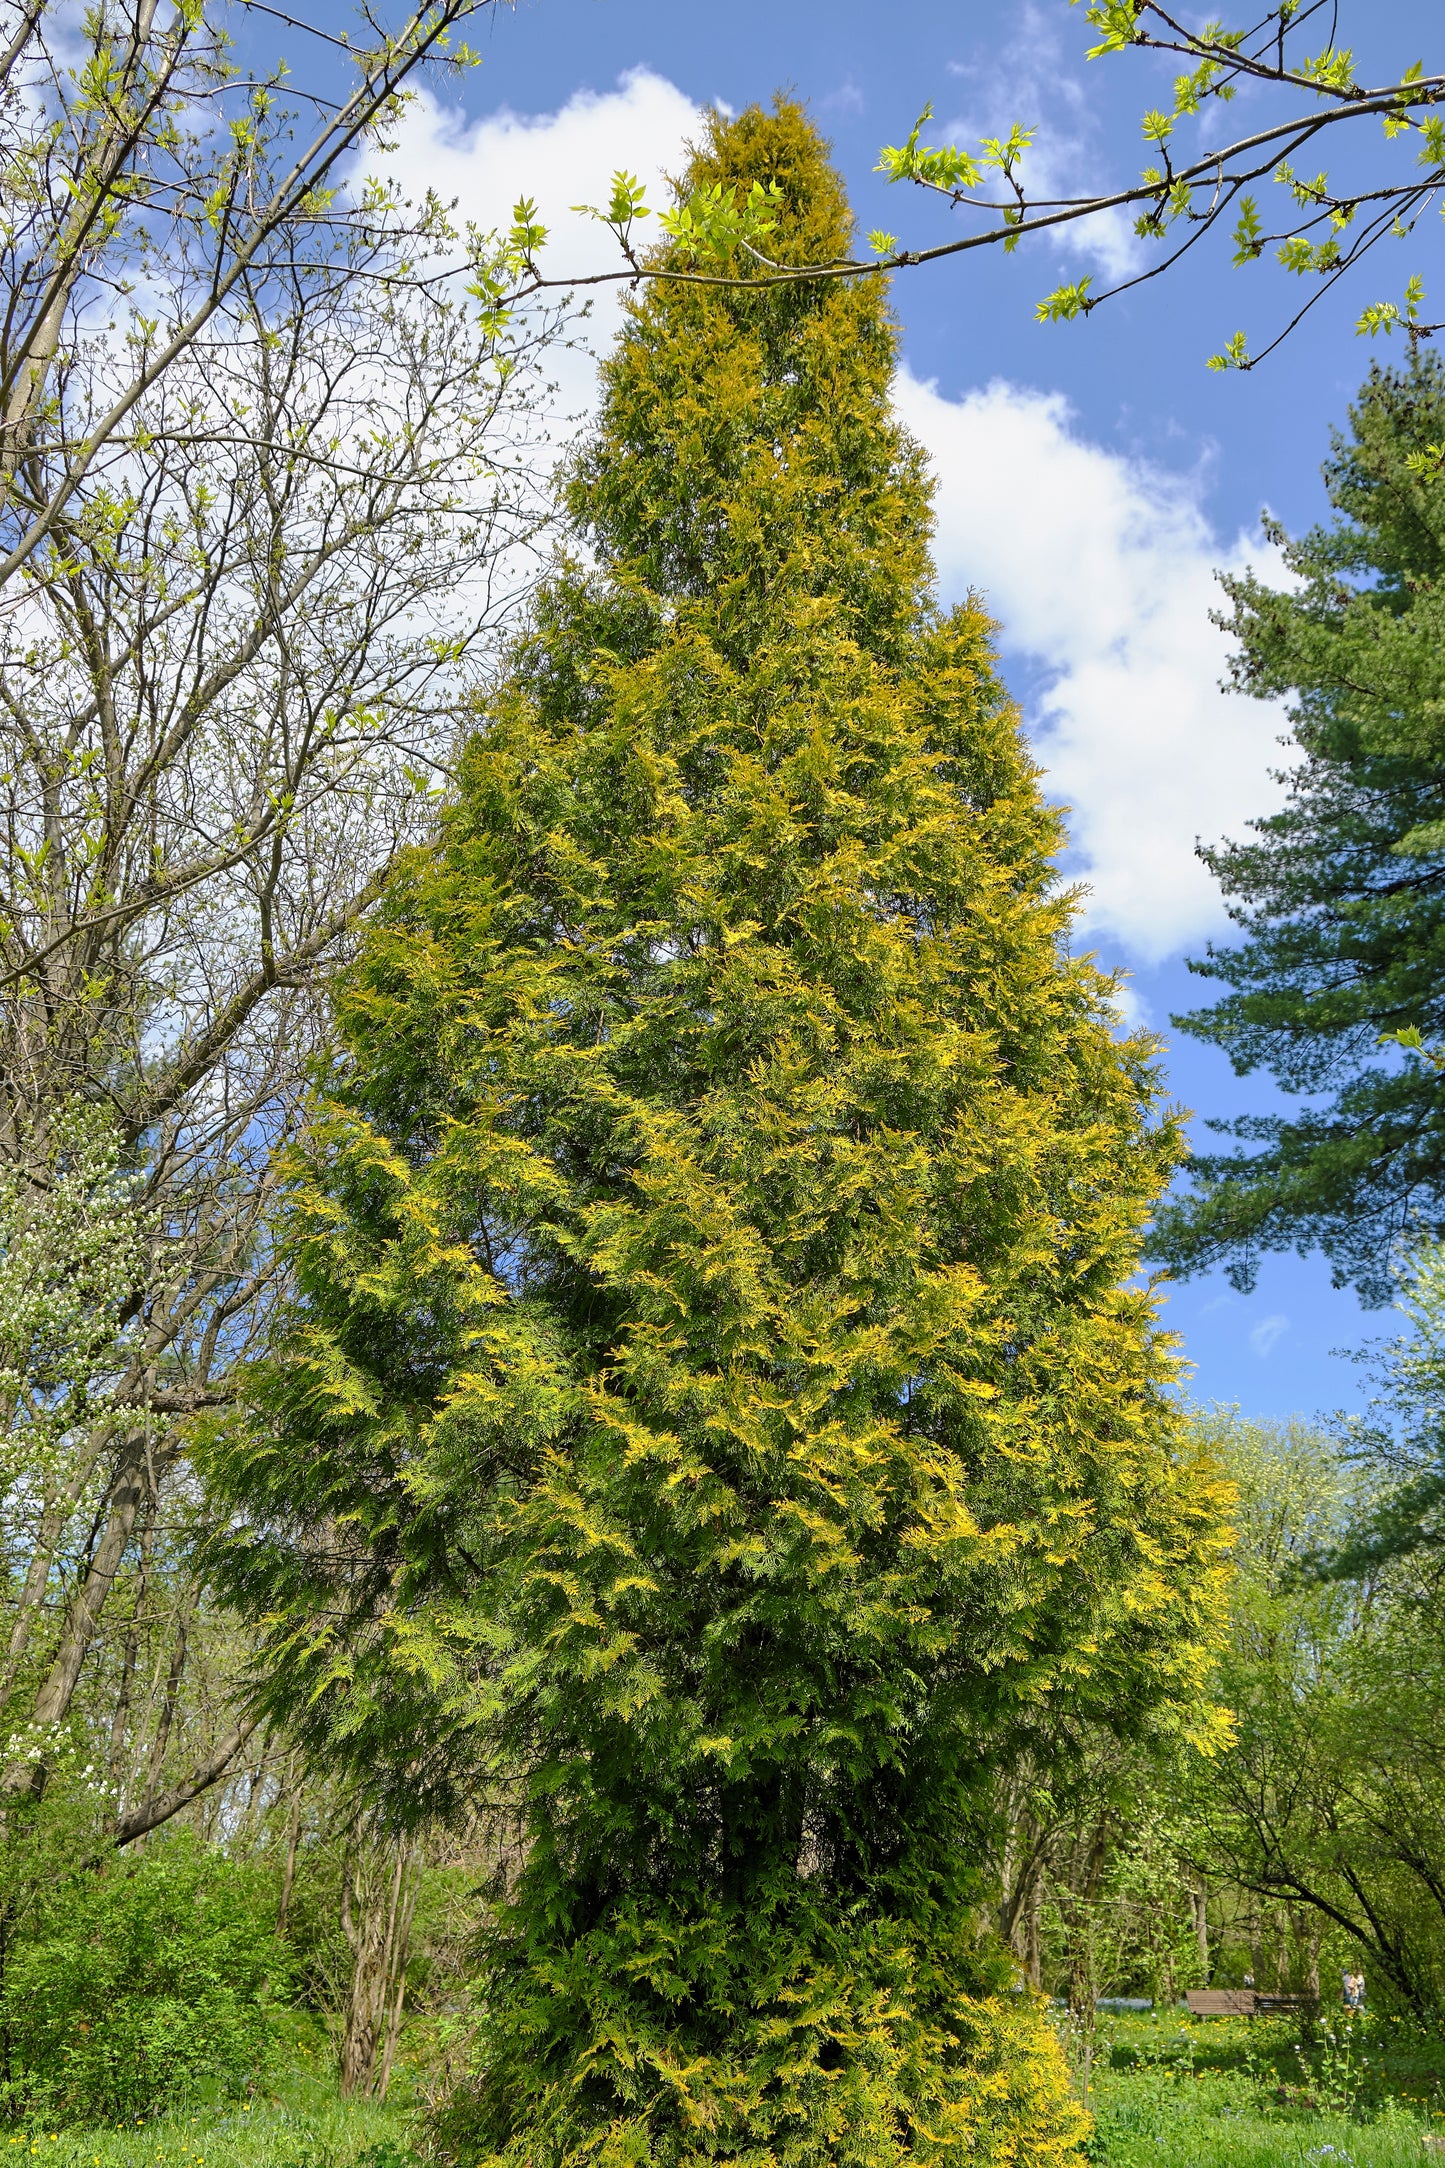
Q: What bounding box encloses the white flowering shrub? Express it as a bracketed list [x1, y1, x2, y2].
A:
[0, 1100, 147, 1480]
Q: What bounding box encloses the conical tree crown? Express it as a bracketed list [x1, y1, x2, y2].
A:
[219, 102, 1230, 2168]
[571, 101, 932, 651]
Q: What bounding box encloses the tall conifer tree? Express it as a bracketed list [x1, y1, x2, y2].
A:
[216, 104, 1230, 2168]
[1153, 357, 1445, 1303]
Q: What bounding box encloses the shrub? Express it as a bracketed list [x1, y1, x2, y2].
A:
[0, 1834, 288, 2122]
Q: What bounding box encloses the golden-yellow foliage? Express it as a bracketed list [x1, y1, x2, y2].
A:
[216, 97, 1232, 2168]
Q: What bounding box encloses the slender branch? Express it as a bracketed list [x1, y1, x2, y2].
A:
[0, 0, 503, 592]
[111, 1715, 262, 1848]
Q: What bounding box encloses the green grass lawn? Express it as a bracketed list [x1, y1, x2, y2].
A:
[1088, 2010, 1445, 2167]
[1, 2096, 407, 2168]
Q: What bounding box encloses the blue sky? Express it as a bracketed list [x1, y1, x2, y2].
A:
[277, 0, 1442, 1424]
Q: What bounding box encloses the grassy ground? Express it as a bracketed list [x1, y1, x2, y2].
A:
[1088, 2010, 1445, 2167]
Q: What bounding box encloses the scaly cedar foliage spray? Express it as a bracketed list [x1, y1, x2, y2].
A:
[217, 102, 1232, 2168]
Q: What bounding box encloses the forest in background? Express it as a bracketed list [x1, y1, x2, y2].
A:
[4, 4, 1445, 2165]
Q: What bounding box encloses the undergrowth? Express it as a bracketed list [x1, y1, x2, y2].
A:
[0, 2022, 413, 2168]
[9, 2004, 1445, 2168]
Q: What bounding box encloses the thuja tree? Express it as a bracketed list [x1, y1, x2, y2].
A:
[214, 104, 1231, 2168]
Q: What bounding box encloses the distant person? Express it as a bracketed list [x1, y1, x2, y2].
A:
[1342, 1970, 1365, 2010]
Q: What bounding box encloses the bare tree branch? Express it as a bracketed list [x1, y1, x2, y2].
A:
[111, 1713, 262, 1848]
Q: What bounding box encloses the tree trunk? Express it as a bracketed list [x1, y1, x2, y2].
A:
[1, 1445, 149, 1797]
[1193, 1880, 1210, 1982]
[110, 1717, 259, 1849]
[1026, 1872, 1043, 1990]
[376, 1870, 419, 2104]
[0, 1435, 111, 1712]
[108, 1510, 153, 1794]
[339, 1831, 418, 2099]
[276, 1760, 303, 1940]
[141, 1581, 198, 1799]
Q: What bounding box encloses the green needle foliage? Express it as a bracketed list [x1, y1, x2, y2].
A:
[1154, 357, 1445, 1304]
[212, 102, 1231, 2168]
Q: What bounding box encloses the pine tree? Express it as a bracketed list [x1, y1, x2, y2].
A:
[213, 103, 1231, 2168]
[1154, 356, 1445, 1305]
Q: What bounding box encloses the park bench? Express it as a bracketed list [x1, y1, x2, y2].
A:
[1184, 1989, 1257, 2016]
[1183, 1989, 1320, 2018]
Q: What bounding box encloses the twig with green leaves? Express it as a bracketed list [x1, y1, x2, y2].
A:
[489, 2, 1445, 374]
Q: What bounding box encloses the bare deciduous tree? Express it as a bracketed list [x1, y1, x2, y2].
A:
[0, 0, 562, 1827]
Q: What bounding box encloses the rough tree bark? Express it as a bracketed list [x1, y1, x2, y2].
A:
[339, 1830, 420, 2100]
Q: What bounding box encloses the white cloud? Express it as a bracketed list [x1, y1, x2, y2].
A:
[895, 372, 1291, 963]
[373, 69, 702, 425]
[1250, 1314, 1290, 1357]
[820, 80, 866, 119]
[1105, 982, 1152, 1033]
